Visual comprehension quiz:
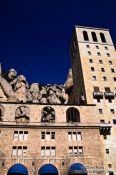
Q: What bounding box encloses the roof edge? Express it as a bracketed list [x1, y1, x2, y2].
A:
[75, 25, 109, 31]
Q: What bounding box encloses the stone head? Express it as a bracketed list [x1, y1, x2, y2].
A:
[17, 75, 26, 83]
[30, 83, 39, 92]
[8, 68, 17, 80]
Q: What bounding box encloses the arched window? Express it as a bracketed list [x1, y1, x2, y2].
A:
[83, 31, 89, 41]
[0, 105, 4, 121]
[15, 106, 30, 123]
[91, 32, 98, 42]
[41, 106, 55, 122]
[100, 33, 106, 43]
[66, 107, 80, 122]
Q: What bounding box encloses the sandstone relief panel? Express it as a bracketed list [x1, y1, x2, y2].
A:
[0, 64, 73, 104]
[15, 106, 30, 123]
[41, 106, 55, 122]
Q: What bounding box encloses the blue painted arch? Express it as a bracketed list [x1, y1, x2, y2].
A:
[38, 164, 58, 175]
[68, 163, 87, 175]
[7, 163, 28, 175]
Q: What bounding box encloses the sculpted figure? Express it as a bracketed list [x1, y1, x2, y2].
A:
[41, 106, 55, 122]
[64, 69, 73, 91]
[62, 87, 69, 104]
[40, 97, 48, 103]
[39, 86, 47, 103]
[55, 86, 63, 98]
[0, 76, 16, 102]
[15, 75, 28, 102]
[47, 88, 61, 104]
[15, 106, 29, 123]
[7, 68, 17, 89]
[30, 83, 42, 103]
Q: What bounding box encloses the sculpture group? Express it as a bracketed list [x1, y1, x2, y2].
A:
[0, 64, 73, 104]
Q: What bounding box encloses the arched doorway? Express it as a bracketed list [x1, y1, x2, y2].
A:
[68, 163, 87, 175]
[38, 164, 58, 175]
[7, 163, 28, 175]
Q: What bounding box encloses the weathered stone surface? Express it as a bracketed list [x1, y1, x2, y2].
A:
[7, 68, 17, 89]
[0, 65, 72, 104]
[15, 75, 28, 102]
[30, 83, 40, 103]
[15, 106, 30, 123]
[0, 76, 17, 102]
[41, 106, 55, 122]
[64, 69, 73, 93]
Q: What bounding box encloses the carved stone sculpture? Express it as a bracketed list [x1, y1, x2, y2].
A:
[39, 86, 47, 103]
[15, 106, 30, 123]
[30, 83, 41, 103]
[0, 76, 17, 102]
[62, 88, 69, 103]
[64, 69, 73, 91]
[7, 68, 17, 89]
[47, 88, 61, 104]
[15, 75, 28, 102]
[0, 64, 70, 104]
[41, 106, 55, 122]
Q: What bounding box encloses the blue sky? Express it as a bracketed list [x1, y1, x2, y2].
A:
[0, 0, 116, 85]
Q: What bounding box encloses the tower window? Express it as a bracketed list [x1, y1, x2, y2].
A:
[86, 44, 90, 48]
[107, 53, 110, 57]
[101, 68, 105, 72]
[92, 76, 96, 81]
[105, 87, 110, 92]
[110, 109, 114, 114]
[100, 120, 105, 123]
[96, 45, 99, 49]
[91, 32, 98, 42]
[106, 149, 109, 154]
[111, 68, 115, 73]
[113, 119, 116, 124]
[103, 76, 107, 81]
[103, 135, 107, 139]
[105, 46, 108, 50]
[99, 60, 103, 64]
[94, 86, 99, 92]
[89, 59, 93, 63]
[91, 67, 94, 71]
[99, 109, 103, 114]
[100, 33, 106, 43]
[108, 164, 112, 168]
[83, 31, 89, 41]
[88, 51, 91, 55]
[97, 52, 101, 56]
[109, 61, 112, 65]
[113, 77, 116, 82]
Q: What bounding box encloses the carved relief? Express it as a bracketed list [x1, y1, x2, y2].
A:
[0, 64, 72, 104]
[30, 83, 41, 103]
[15, 106, 30, 123]
[41, 106, 55, 122]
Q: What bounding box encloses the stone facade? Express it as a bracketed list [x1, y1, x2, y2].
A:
[70, 26, 116, 174]
[0, 25, 114, 175]
[0, 103, 106, 175]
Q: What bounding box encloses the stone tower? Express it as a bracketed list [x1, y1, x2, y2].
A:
[70, 26, 116, 174]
